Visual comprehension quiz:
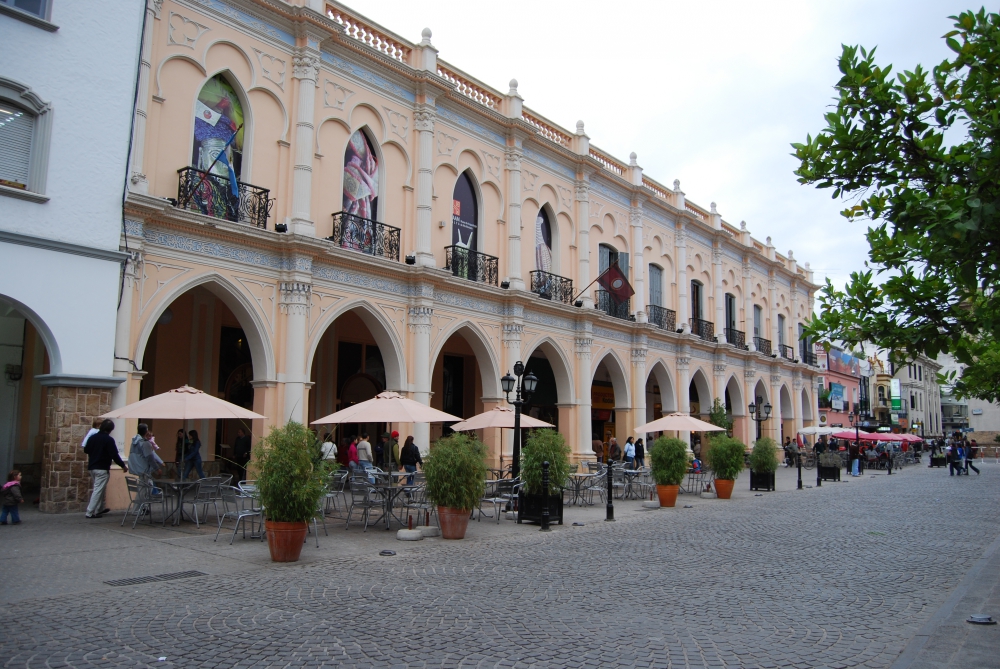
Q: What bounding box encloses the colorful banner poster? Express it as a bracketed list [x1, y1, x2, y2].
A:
[829, 382, 845, 411]
[827, 349, 861, 377]
[452, 173, 478, 251]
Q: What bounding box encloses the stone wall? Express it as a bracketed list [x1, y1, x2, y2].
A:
[39, 387, 112, 513]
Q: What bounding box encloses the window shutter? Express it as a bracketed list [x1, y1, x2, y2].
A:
[648, 265, 662, 306]
[0, 104, 34, 189]
[617, 251, 629, 279]
[599, 244, 611, 273]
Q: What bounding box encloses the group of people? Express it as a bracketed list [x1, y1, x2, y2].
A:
[590, 434, 646, 469]
[320, 430, 424, 483]
[931, 435, 981, 476]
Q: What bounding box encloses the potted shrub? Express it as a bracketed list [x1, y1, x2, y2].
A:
[517, 429, 570, 524]
[423, 433, 487, 539]
[705, 435, 746, 499]
[254, 422, 331, 562]
[649, 436, 689, 507]
[749, 437, 779, 491]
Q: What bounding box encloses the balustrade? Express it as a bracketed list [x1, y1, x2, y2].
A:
[327, 8, 410, 62]
[690, 318, 715, 342]
[521, 110, 572, 147]
[779, 344, 795, 361]
[329, 212, 400, 261]
[436, 64, 502, 109]
[596, 290, 631, 321]
[588, 147, 626, 176]
[445, 246, 499, 285]
[647, 304, 676, 331]
[176, 167, 272, 228]
[753, 337, 772, 356]
[529, 270, 573, 304]
[724, 327, 746, 349]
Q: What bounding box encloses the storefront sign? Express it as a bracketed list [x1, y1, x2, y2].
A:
[890, 379, 902, 411]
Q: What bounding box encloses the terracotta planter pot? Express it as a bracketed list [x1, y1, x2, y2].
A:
[265, 520, 308, 562]
[437, 506, 471, 539]
[655, 484, 679, 508]
[714, 479, 735, 500]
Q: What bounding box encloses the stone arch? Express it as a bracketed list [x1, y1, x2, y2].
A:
[154, 53, 205, 98]
[190, 69, 255, 180]
[341, 125, 385, 220]
[430, 320, 502, 398]
[0, 293, 61, 374]
[522, 336, 574, 404]
[689, 367, 712, 414]
[347, 102, 385, 141]
[592, 349, 630, 409]
[248, 85, 289, 143]
[779, 384, 793, 418]
[801, 387, 813, 420]
[451, 168, 485, 252]
[134, 272, 275, 382]
[305, 299, 407, 392]
[646, 359, 677, 413]
[725, 374, 745, 416]
[752, 378, 771, 406]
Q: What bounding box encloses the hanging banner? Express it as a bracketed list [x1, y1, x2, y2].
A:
[890, 379, 902, 411]
[829, 382, 845, 411]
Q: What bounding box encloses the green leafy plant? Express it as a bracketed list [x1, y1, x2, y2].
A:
[253, 422, 331, 523]
[649, 436, 689, 486]
[423, 433, 487, 510]
[520, 429, 571, 495]
[749, 437, 779, 474]
[705, 435, 746, 481]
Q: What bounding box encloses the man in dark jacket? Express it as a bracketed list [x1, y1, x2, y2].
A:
[84, 419, 127, 518]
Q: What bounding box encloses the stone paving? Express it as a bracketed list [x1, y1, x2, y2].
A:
[0, 462, 997, 668]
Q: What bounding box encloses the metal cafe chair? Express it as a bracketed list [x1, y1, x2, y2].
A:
[214, 485, 262, 544]
[345, 480, 380, 531]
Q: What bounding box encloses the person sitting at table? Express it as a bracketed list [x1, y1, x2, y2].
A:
[399, 435, 422, 484]
[183, 430, 206, 480]
[128, 423, 163, 481]
[608, 437, 622, 463]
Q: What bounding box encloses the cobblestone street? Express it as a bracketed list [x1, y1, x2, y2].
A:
[1, 464, 997, 668]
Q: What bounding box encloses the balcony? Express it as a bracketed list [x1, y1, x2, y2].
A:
[529, 270, 573, 304]
[779, 344, 795, 361]
[801, 349, 818, 366]
[328, 212, 401, 261]
[596, 289, 631, 321]
[176, 167, 272, 229]
[444, 246, 499, 285]
[690, 318, 714, 342]
[753, 337, 772, 355]
[648, 304, 676, 331]
[724, 327, 746, 349]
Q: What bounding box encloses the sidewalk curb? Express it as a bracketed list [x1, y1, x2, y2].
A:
[889, 528, 1000, 669]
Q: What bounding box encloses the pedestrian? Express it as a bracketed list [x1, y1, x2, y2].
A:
[608, 437, 622, 462]
[374, 433, 386, 468]
[387, 430, 400, 469]
[347, 436, 359, 474]
[592, 434, 605, 464]
[623, 436, 636, 469]
[849, 440, 860, 477]
[84, 419, 128, 518]
[1, 470, 25, 525]
[966, 439, 981, 475]
[949, 441, 964, 476]
[127, 423, 163, 481]
[182, 429, 206, 480]
[634, 438, 645, 468]
[233, 427, 252, 483]
[175, 428, 188, 473]
[356, 432, 374, 482]
[320, 432, 337, 462]
[399, 435, 422, 484]
[81, 418, 101, 449]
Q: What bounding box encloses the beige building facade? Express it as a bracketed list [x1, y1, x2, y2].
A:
[24, 0, 822, 505]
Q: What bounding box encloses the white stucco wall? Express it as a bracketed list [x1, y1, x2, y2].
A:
[0, 1, 144, 378]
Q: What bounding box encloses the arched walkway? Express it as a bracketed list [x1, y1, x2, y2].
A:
[751, 379, 771, 440]
[725, 374, 746, 442]
[522, 337, 574, 435]
[646, 360, 678, 422]
[779, 385, 794, 444]
[591, 351, 630, 446]
[689, 368, 712, 417]
[428, 321, 502, 443]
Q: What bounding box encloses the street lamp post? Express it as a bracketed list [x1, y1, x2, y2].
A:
[748, 396, 774, 485]
[501, 361, 538, 480]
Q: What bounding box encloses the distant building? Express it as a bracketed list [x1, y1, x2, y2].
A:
[815, 344, 862, 429]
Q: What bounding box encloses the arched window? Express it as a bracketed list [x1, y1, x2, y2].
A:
[535, 208, 553, 272]
[452, 171, 478, 250]
[343, 129, 379, 220]
[191, 74, 244, 180]
[648, 264, 663, 307]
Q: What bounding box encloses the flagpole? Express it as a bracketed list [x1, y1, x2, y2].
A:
[570, 260, 623, 304]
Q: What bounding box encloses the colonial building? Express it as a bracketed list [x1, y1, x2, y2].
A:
[17, 0, 823, 509]
[815, 345, 862, 430]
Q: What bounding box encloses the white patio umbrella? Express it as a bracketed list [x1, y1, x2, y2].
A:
[449, 406, 554, 431]
[310, 391, 461, 425]
[634, 413, 727, 434]
[101, 385, 265, 420]
[797, 426, 838, 436]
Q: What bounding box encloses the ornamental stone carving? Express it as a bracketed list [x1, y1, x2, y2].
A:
[713, 363, 727, 374]
[502, 323, 523, 349]
[713, 246, 723, 263]
[407, 306, 433, 334]
[504, 149, 522, 171]
[676, 356, 690, 370]
[676, 225, 687, 246]
[771, 374, 783, 384]
[575, 181, 590, 201]
[292, 53, 319, 82]
[575, 338, 593, 359]
[744, 369, 757, 380]
[413, 110, 434, 133]
[279, 282, 311, 316]
[631, 348, 647, 365]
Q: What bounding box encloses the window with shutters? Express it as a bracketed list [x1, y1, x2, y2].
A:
[691, 280, 703, 320]
[648, 264, 663, 307]
[724, 293, 736, 330]
[599, 243, 627, 277]
[753, 305, 762, 337]
[777, 314, 786, 346]
[0, 77, 52, 201]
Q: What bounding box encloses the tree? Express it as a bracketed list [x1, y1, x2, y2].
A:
[708, 397, 733, 436]
[793, 9, 1000, 401]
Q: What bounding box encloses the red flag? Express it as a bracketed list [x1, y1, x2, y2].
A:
[596, 262, 635, 304]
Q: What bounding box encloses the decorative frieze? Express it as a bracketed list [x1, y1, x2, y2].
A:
[407, 306, 433, 334]
[502, 323, 523, 349]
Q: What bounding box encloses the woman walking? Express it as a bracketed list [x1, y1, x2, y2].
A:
[182, 429, 206, 480]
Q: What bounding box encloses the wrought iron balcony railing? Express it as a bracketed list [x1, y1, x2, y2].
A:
[444, 246, 499, 285]
[647, 304, 676, 331]
[176, 167, 272, 228]
[724, 327, 746, 349]
[753, 337, 772, 355]
[596, 289, 631, 321]
[779, 344, 795, 361]
[690, 318, 714, 342]
[529, 270, 573, 304]
[801, 349, 818, 366]
[329, 212, 401, 261]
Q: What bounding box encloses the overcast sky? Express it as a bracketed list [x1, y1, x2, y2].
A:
[347, 0, 973, 297]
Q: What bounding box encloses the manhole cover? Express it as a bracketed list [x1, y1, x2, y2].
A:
[967, 614, 996, 625]
[379, 550, 396, 556]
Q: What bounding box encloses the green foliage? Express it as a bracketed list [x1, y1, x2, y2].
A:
[423, 433, 487, 510]
[253, 422, 331, 523]
[705, 435, 746, 481]
[520, 429, 571, 495]
[749, 437, 779, 474]
[708, 398, 733, 435]
[649, 436, 690, 486]
[793, 9, 1000, 401]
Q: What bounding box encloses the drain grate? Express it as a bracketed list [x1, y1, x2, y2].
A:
[105, 571, 207, 587]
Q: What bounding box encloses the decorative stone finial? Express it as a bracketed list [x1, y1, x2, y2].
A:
[805, 262, 811, 270]
[766, 235, 771, 245]
[788, 250, 795, 260]
[508, 79, 519, 95]
[740, 220, 747, 230]
[710, 202, 717, 214]
[421, 27, 432, 42]
[629, 152, 638, 166]
[576, 120, 585, 134]
[673, 179, 681, 191]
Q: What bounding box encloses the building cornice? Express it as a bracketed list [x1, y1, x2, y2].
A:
[0, 228, 129, 263]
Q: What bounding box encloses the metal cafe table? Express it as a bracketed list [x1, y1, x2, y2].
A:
[371, 479, 418, 530]
[566, 472, 595, 506]
[154, 480, 200, 526]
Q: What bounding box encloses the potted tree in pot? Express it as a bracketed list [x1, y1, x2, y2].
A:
[517, 429, 570, 524]
[254, 422, 331, 562]
[705, 435, 745, 500]
[649, 436, 689, 507]
[423, 433, 487, 539]
[749, 437, 779, 491]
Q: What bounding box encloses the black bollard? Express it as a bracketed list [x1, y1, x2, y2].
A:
[605, 461, 615, 521]
[816, 449, 822, 488]
[796, 450, 803, 490]
[540, 460, 551, 532]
